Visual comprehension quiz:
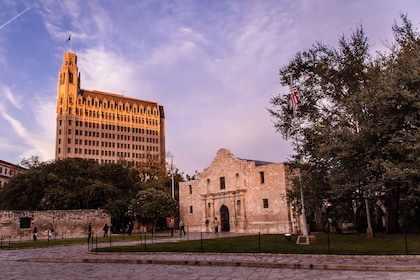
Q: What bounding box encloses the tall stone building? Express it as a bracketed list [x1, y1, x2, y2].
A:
[179, 149, 298, 234]
[55, 52, 165, 166]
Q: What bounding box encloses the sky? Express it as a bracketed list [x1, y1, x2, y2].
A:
[0, 0, 419, 176]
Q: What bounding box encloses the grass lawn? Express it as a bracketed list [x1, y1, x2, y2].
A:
[0, 233, 160, 250]
[96, 233, 420, 255]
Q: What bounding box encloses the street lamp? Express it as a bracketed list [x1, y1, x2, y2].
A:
[167, 152, 175, 199]
[323, 199, 333, 254]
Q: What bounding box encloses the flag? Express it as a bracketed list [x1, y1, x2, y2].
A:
[290, 86, 299, 112]
[66, 34, 71, 43]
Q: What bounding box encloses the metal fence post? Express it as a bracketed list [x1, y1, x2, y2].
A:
[200, 232, 203, 253]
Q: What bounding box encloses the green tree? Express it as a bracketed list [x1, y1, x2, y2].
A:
[269, 15, 419, 233]
[127, 188, 179, 229]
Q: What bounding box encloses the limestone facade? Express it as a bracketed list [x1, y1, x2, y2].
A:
[0, 209, 110, 241]
[179, 149, 297, 234]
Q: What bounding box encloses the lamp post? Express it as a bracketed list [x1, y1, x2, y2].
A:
[325, 201, 333, 255]
[167, 152, 174, 199]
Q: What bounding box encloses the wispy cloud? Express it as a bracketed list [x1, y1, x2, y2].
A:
[1, 85, 22, 109]
[2, 112, 27, 138]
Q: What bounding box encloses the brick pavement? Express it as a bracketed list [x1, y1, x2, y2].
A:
[3, 232, 418, 272]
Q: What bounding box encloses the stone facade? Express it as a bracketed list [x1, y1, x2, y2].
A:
[179, 149, 298, 234]
[0, 209, 110, 240]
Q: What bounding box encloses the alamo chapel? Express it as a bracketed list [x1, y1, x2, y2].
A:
[179, 148, 300, 234]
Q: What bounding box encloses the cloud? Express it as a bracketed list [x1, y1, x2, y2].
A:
[1, 111, 27, 138]
[1, 85, 22, 109]
[3, 0, 416, 175]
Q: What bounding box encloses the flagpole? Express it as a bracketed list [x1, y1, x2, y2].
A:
[66, 34, 72, 52]
[289, 73, 309, 244]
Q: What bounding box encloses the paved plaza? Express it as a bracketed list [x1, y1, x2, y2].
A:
[1, 232, 419, 279]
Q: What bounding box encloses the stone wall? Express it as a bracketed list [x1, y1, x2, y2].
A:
[0, 209, 110, 241]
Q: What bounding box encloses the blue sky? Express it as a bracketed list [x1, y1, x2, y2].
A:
[0, 0, 419, 176]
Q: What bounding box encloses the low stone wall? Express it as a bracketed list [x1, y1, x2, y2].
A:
[0, 209, 110, 241]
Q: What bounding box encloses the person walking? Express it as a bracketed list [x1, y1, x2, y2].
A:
[32, 225, 38, 241]
[169, 218, 175, 236]
[47, 224, 53, 240]
[214, 218, 219, 234]
[179, 220, 186, 235]
[103, 223, 109, 237]
[87, 223, 92, 242]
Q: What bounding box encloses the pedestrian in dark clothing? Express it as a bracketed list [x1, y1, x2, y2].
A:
[103, 223, 109, 237]
[214, 218, 219, 233]
[88, 223, 92, 242]
[32, 225, 38, 241]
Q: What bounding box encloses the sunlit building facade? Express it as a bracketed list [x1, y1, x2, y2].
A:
[179, 149, 298, 234]
[0, 159, 27, 189]
[55, 52, 166, 165]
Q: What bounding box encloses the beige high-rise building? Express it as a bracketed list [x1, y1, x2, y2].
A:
[55, 52, 166, 166]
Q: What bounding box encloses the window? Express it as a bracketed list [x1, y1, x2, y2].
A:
[260, 171, 265, 184]
[19, 217, 31, 229]
[220, 177, 225, 190]
[189, 185, 192, 194]
[189, 206, 193, 214]
[263, 199, 269, 208]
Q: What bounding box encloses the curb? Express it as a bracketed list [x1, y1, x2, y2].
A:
[20, 257, 420, 272]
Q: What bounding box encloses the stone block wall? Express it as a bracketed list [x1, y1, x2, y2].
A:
[0, 209, 110, 241]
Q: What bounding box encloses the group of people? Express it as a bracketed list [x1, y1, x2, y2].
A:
[31, 224, 54, 241]
[169, 219, 186, 236]
[32, 218, 220, 242]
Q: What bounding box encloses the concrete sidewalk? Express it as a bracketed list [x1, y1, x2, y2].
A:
[7, 232, 419, 272]
[22, 252, 420, 272]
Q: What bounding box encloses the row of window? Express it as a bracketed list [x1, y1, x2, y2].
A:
[58, 129, 159, 144]
[60, 137, 157, 152]
[58, 141, 158, 152]
[0, 167, 19, 177]
[58, 147, 158, 159]
[187, 199, 270, 215]
[189, 172, 266, 193]
[60, 120, 160, 135]
[58, 107, 159, 126]
[59, 95, 159, 116]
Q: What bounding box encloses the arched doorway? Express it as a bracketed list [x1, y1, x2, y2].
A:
[220, 205, 230, 232]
